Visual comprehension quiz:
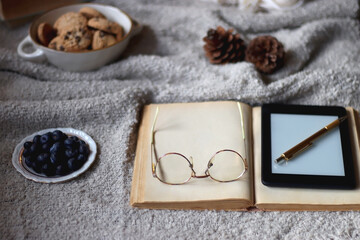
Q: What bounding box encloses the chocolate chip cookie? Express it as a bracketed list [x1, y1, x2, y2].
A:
[38, 7, 126, 52]
[54, 12, 87, 34]
[37, 22, 57, 46]
[88, 17, 124, 39]
[49, 27, 92, 52]
[79, 7, 105, 19]
[60, 27, 92, 51]
[92, 30, 117, 50]
[48, 36, 65, 51]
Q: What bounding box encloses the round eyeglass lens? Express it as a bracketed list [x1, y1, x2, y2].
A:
[207, 150, 246, 182]
[156, 153, 193, 184]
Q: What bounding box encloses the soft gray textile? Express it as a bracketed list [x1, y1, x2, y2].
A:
[1, 0, 360, 239]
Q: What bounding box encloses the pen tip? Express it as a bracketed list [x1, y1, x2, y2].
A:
[275, 156, 285, 164]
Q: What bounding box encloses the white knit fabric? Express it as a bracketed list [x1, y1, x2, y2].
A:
[1, 0, 360, 239]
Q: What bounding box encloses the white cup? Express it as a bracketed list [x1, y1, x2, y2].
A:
[17, 3, 142, 72]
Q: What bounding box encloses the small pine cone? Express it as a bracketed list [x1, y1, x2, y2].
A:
[245, 36, 285, 74]
[203, 26, 246, 64]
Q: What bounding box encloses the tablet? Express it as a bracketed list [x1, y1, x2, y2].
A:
[261, 104, 356, 189]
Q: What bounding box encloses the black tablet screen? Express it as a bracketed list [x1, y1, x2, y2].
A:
[261, 104, 355, 189]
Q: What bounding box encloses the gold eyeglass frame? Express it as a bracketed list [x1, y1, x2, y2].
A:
[150, 102, 248, 185]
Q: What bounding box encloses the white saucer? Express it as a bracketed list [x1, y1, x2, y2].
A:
[12, 128, 97, 183]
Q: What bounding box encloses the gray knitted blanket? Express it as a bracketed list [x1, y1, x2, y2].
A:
[1, 0, 360, 239]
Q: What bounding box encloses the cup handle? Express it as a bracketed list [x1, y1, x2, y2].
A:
[130, 18, 143, 38]
[17, 35, 46, 63]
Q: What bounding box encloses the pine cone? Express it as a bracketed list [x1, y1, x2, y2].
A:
[245, 36, 285, 74]
[203, 26, 246, 64]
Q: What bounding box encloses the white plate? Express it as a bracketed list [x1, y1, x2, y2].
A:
[12, 128, 97, 183]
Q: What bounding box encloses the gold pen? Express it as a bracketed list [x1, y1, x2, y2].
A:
[275, 116, 348, 164]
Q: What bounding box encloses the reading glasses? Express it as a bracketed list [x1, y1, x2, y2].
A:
[150, 103, 248, 185]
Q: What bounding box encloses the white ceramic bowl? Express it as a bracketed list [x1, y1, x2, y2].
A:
[12, 128, 97, 183]
[17, 3, 142, 72]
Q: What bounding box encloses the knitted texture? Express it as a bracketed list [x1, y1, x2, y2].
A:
[0, 0, 360, 239]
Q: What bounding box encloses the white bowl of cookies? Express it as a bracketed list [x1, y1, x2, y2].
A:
[17, 3, 142, 72]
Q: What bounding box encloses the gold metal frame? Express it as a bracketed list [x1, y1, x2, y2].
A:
[151, 102, 248, 185]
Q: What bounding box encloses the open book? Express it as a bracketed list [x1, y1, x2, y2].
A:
[130, 101, 360, 211]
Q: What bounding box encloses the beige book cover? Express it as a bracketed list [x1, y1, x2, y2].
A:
[130, 101, 360, 211]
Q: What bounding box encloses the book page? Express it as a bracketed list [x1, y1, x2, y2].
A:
[253, 107, 360, 210]
[140, 101, 253, 205]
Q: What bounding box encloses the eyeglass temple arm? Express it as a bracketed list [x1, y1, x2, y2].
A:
[151, 107, 160, 175]
[237, 102, 247, 161]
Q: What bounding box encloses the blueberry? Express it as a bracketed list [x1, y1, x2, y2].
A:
[67, 158, 81, 171]
[41, 143, 51, 152]
[65, 149, 78, 158]
[64, 138, 79, 150]
[52, 130, 66, 142]
[42, 163, 55, 176]
[50, 152, 61, 165]
[22, 148, 31, 157]
[37, 153, 49, 164]
[29, 143, 40, 154]
[64, 138, 75, 147]
[55, 164, 69, 176]
[33, 135, 41, 144]
[24, 141, 33, 149]
[24, 156, 34, 167]
[79, 140, 86, 146]
[70, 136, 79, 142]
[50, 142, 63, 154]
[77, 154, 87, 164]
[32, 161, 42, 173]
[40, 133, 52, 144]
[78, 144, 89, 156]
[55, 165, 63, 175]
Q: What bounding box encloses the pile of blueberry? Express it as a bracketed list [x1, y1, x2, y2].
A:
[21, 130, 90, 177]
